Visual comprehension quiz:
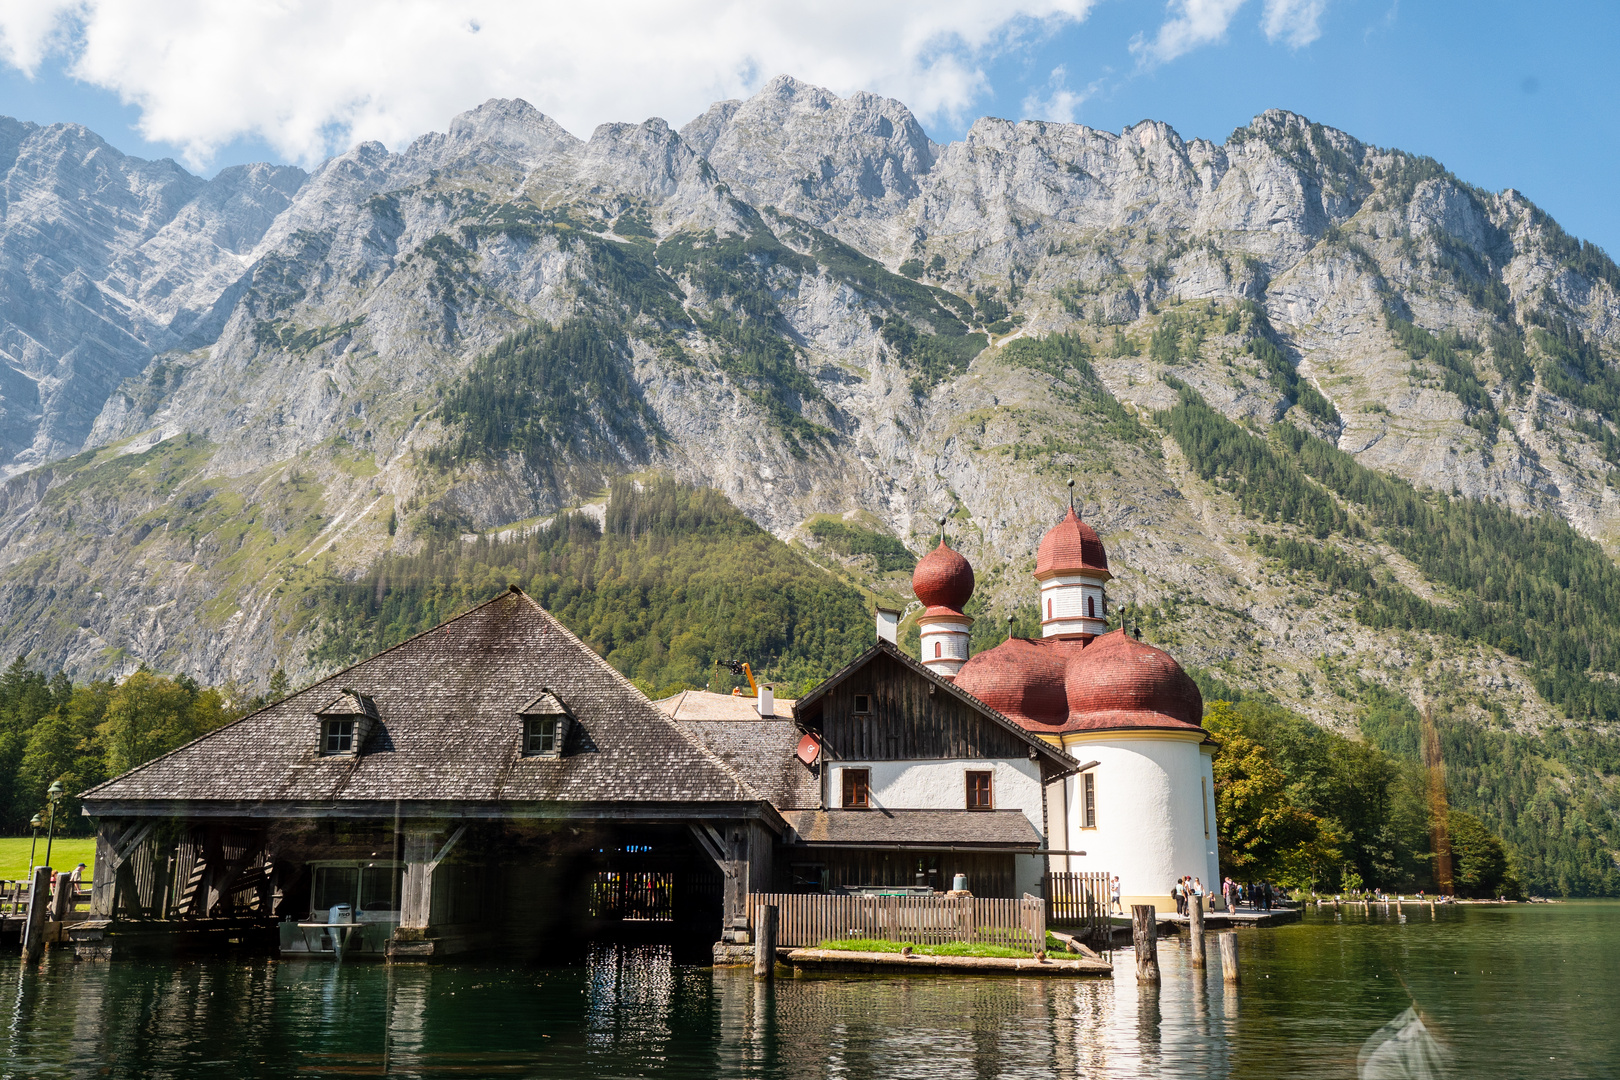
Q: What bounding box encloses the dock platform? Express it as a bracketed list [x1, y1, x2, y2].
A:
[781, 947, 1113, 977]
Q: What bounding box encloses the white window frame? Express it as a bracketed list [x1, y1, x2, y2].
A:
[1081, 772, 1097, 829]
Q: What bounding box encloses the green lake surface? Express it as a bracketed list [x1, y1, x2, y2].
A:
[2, 901, 1615, 1079]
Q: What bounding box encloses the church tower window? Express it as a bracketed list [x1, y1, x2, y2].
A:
[1087, 595, 1096, 619]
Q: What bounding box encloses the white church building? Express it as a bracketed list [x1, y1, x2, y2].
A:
[934, 504, 1223, 912]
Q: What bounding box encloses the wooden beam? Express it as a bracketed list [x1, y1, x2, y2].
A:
[107, 822, 155, 870]
[81, 800, 787, 832]
[425, 826, 466, 874]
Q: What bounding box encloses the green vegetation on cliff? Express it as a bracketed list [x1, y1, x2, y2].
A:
[1160, 381, 1620, 895]
[313, 477, 873, 697]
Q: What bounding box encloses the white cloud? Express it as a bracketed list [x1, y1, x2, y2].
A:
[0, 0, 82, 73]
[0, 0, 1097, 169]
[1020, 65, 1099, 125]
[1131, 0, 1248, 65]
[1261, 0, 1327, 47]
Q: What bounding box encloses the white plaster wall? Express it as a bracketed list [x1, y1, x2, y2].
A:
[831, 759, 1045, 835]
[1015, 854, 1044, 898]
[919, 619, 970, 671]
[1061, 735, 1212, 902]
[1200, 747, 1221, 890]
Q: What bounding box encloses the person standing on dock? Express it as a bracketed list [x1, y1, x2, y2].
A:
[1223, 876, 1236, 912]
[1110, 875, 1122, 914]
[1173, 877, 1186, 915]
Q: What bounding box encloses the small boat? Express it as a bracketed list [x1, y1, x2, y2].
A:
[278, 860, 402, 958]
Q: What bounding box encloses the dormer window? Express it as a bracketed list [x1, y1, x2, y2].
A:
[315, 689, 378, 757]
[525, 715, 559, 754]
[323, 719, 354, 754]
[519, 689, 572, 759]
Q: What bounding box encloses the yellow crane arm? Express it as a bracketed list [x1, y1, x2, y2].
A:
[716, 659, 759, 695]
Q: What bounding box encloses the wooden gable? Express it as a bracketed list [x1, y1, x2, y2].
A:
[797, 646, 1070, 773]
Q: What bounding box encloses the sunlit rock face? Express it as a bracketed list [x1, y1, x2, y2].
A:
[0, 79, 1614, 730]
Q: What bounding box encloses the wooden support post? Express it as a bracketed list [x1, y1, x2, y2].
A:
[1219, 932, 1240, 985]
[1188, 893, 1206, 968]
[50, 872, 72, 922]
[398, 826, 464, 932]
[1132, 904, 1159, 982]
[754, 904, 778, 980]
[20, 865, 51, 964]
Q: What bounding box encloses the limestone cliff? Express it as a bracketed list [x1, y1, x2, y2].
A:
[2, 77, 1619, 747]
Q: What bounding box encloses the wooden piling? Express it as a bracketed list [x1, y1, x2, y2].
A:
[51, 874, 72, 922]
[754, 904, 778, 980]
[1219, 932, 1240, 985]
[1132, 904, 1159, 982]
[20, 865, 50, 964]
[1188, 894, 1206, 968]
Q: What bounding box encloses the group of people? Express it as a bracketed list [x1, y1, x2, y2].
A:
[1102, 873, 1288, 915]
[1171, 875, 1205, 915]
[1223, 877, 1280, 910]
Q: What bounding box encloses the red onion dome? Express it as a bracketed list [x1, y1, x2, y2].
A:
[955, 638, 1074, 727]
[912, 540, 974, 613]
[1063, 629, 1203, 732]
[1035, 507, 1109, 578]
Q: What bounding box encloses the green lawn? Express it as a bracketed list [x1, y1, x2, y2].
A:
[0, 837, 96, 882]
[816, 935, 1070, 960]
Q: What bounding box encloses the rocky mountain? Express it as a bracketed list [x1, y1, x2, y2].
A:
[2, 74, 1620, 760]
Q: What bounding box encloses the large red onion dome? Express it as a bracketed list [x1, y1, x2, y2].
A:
[1036, 507, 1109, 578]
[1064, 629, 1203, 732]
[955, 638, 1077, 727]
[912, 540, 975, 613]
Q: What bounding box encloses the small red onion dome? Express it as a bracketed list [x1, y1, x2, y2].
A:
[912, 541, 975, 613]
[955, 638, 1073, 727]
[1063, 629, 1203, 732]
[1035, 507, 1109, 578]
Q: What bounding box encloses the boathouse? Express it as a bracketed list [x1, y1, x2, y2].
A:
[78, 588, 779, 959]
[76, 585, 1080, 960]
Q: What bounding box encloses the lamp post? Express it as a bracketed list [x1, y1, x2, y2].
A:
[43, 780, 63, 871]
[27, 812, 42, 880]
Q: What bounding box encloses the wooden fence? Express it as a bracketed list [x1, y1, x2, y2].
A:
[1044, 872, 1112, 941]
[1, 879, 92, 919]
[590, 871, 675, 922]
[749, 892, 1046, 951]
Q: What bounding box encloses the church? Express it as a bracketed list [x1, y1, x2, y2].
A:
[912, 497, 1222, 912]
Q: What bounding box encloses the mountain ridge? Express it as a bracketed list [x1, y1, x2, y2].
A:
[0, 76, 1615, 769]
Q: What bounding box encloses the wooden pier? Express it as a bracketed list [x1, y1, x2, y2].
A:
[780, 946, 1112, 977]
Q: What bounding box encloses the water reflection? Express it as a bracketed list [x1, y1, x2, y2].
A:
[0, 903, 1616, 1079]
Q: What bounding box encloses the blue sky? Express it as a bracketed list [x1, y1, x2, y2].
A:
[1, 0, 1615, 254]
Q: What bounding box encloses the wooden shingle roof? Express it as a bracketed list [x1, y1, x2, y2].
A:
[82, 589, 764, 814]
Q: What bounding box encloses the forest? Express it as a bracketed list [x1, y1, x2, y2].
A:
[5, 458, 1613, 896]
[0, 661, 250, 837]
[1160, 381, 1620, 896]
[1200, 686, 1517, 897]
[313, 476, 876, 699]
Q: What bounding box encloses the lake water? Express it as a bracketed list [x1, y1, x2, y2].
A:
[2, 902, 1616, 1079]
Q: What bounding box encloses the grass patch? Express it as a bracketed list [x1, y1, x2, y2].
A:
[817, 936, 1061, 959]
[0, 837, 96, 881]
